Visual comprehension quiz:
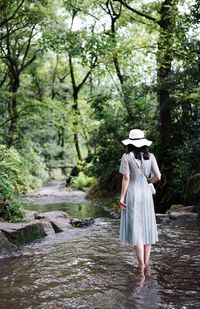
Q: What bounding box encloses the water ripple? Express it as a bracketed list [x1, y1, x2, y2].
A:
[0, 215, 200, 309]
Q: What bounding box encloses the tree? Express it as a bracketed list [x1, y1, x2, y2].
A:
[0, 0, 49, 145]
[155, 0, 179, 209]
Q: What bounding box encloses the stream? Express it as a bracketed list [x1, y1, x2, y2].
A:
[0, 183, 200, 309]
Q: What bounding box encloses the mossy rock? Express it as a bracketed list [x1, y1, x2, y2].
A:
[170, 204, 184, 211]
[185, 173, 200, 206]
[2, 222, 46, 246]
[0, 231, 17, 254]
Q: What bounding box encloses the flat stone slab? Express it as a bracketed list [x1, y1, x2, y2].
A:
[0, 221, 46, 247]
[35, 211, 72, 232]
[156, 211, 199, 223]
[167, 205, 195, 214]
[39, 220, 55, 236]
[35, 210, 70, 220]
[169, 211, 199, 220]
[156, 213, 170, 223]
[156, 214, 169, 217]
[0, 210, 94, 256]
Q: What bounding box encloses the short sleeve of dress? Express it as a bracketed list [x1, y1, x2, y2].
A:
[119, 154, 130, 175]
[151, 154, 161, 179]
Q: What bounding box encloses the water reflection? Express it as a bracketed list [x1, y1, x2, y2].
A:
[119, 265, 161, 309]
[24, 202, 110, 219]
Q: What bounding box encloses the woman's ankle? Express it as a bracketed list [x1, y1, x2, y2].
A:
[138, 263, 145, 268]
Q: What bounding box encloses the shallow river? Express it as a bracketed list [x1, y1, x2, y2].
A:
[0, 201, 200, 309]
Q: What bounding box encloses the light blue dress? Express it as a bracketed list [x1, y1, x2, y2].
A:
[119, 152, 161, 246]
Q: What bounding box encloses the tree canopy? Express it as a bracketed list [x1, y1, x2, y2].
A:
[0, 0, 199, 219]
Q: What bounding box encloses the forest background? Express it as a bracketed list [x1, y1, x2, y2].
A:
[0, 0, 199, 221]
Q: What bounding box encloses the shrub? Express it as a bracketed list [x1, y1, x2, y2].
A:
[0, 144, 48, 222]
[0, 173, 23, 222]
[71, 172, 96, 190]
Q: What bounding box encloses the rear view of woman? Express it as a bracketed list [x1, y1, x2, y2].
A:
[119, 129, 161, 269]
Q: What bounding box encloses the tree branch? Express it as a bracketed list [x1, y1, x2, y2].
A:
[0, 0, 24, 28]
[77, 57, 98, 93]
[68, 52, 77, 90]
[76, 70, 91, 93]
[19, 24, 36, 72]
[113, 0, 158, 23]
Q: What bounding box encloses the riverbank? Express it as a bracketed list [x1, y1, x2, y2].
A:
[0, 180, 95, 256]
[0, 210, 73, 255]
[1, 180, 199, 256]
[88, 186, 200, 222]
[24, 180, 200, 222]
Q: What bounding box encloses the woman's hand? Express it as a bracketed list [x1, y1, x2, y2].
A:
[148, 176, 160, 184]
[119, 200, 127, 210]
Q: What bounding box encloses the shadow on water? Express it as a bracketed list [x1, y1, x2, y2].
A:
[0, 201, 200, 309]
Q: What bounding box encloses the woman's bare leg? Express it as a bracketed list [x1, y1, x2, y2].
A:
[144, 244, 151, 266]
[135, 245, 145, 267]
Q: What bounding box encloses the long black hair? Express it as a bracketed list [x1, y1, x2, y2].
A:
[127, 144, 150, 160]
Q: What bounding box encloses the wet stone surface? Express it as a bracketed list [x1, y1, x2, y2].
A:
[0, 214, 199, 309]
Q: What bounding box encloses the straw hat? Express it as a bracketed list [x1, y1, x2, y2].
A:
[122, 129, 152, 147]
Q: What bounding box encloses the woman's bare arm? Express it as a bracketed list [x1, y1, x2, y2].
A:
[119, 173, 130, 209]
[148, 175, 161, 184]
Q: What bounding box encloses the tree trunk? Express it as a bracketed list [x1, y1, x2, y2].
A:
[157, 0, 177, 155]
[57, 126, 66, 159]
[8, 76, 20, 145]
[156, 0, 178, 211]
[107, 1, 133, 118]
[72, 90, 83, 162]
[69, 52, 93, 163]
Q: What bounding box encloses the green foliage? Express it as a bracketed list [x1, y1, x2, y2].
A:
[0, 0, 199, 213]
[71, 172, 96, 190]
[0, 145, 27, 194]
[0, 173, 24, 222]
[0, 144, 48, 193]
[89, 86, 157, 191]
[0, 143, 48, 222]
[2, 201, 24, 223]
[0, 173, 15, 204]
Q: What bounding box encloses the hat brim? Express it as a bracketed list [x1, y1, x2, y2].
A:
[122, 138, 152, 147]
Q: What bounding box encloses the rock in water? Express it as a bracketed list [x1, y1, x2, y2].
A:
[0, 231, 17, 254]
[70, 217, 95, 228]
[0, 222, 46, 247]
[35, 211, 72, 233]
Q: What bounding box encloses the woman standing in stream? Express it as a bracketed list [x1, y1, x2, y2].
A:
[119, 129, 161, 269]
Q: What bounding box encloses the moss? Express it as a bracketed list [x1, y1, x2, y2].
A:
[3, 223, 46, 246]
[170, 204, 184, 211]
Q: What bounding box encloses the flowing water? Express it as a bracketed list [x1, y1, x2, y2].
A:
[0, 198, 200, 309]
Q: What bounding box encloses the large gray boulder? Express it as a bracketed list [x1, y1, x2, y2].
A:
[35, 211, 72, 233]
[169, 211, 199, 220]
[0, 231, 17, 254]
[0, 222, 46, 248]
[0, 210, 92, 256]
[166, 205, 195, 214]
